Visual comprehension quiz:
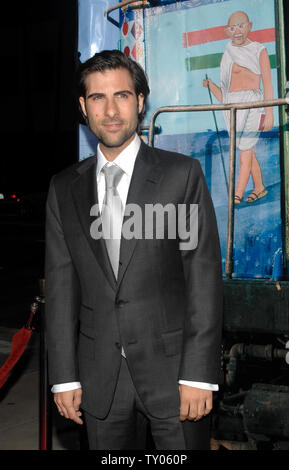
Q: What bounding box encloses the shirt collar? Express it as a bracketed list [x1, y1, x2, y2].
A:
[96, 134, 141, 177]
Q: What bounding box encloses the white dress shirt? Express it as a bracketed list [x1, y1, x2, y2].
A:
[52, 134, 218, 393]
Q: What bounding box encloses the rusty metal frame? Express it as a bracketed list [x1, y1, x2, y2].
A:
[275, 0, 289, 276]
[104, 0, 150, 27]
[148, 97, 289, 279]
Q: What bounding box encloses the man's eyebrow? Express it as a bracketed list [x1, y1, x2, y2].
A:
[114, 89, 134, 95]
[87, 92, 105, 99]
[87, 90, 134, 99]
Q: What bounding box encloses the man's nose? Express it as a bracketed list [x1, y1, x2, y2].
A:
[105, 97, 119, 118]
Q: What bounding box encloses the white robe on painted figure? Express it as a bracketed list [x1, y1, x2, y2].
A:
[220, 40, 265, 151]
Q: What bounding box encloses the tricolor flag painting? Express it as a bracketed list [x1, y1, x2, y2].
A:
[183, 24, 276, 73]
[120, 0, 283, 279]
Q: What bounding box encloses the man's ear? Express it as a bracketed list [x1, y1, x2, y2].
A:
[79, 96, 87, 118]
[137, 93, 145, 115]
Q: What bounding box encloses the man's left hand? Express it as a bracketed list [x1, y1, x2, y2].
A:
[179, 385, 213, 421]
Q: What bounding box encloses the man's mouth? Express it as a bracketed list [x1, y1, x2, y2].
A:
[102, 121, 124, 131]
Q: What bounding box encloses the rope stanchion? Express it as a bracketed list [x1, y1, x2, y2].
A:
[38, 278, 52, 451]
[0, 301, 38, 388]
[0, 278, 52, 450]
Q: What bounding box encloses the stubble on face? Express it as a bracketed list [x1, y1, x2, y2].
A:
[95, 106, 138, 151]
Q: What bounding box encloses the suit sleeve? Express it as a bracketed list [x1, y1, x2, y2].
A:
[45, 177, 81, 385]
[178, 159, 223, 384]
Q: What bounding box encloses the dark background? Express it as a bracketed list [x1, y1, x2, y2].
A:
[0, 0, 79, 193]
[0, 1, 78, 328]
[0, 1, 288, 329]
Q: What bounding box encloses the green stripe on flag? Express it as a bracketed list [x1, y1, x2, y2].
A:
[269, 54, 276, 68]
[186, 53, 276, 71]
[185, 53, 222, 71]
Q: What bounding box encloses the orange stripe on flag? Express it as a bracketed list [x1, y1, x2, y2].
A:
[183, 26, 275, 47]
[183, 26, 227, 47]
[249, 28, 276, 43]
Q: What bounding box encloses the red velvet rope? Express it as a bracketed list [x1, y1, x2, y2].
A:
[0, 328, 33, 388]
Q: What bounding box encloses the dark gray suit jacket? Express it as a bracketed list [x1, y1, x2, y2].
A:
[45, 141, 223, 419]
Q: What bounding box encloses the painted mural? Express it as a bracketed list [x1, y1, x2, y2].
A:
[78, 0, 284, 280]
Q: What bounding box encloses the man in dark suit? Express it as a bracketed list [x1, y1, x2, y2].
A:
[45, 49, 223, 450]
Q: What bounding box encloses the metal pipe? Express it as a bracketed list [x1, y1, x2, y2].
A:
[140, 125, 160, 133]
[148, 98, 289, 147]
[226, 343, 245, 387]
[226, 107, 236, 278]
[225, 342, 289, 387]
[275, 0, 289, 277]
[148, 97, 289, 278]
[104, 0, 148, 27]
[105, 0, 144, 15]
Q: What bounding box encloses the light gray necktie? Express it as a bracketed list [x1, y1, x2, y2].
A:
[102, 164, 126, 358]
[101, 164, 124, 279]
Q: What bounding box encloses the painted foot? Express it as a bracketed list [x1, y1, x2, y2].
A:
[245, 188, 268, 203]
[234, 195, 243, 205]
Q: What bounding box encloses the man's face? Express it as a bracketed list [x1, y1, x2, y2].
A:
[79, 67, 144, 157]
[225, 12, 252, 46]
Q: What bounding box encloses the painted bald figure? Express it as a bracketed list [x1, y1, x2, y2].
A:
[203, 11, 273, 204]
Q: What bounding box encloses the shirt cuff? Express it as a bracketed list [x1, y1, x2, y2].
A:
[51, 382, 82, 393]
[178, 380, 219, 391]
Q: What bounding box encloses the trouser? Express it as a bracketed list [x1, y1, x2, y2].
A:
[83, 357, 211, 450]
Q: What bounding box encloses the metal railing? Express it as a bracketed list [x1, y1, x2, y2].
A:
[148, 97, 289, 278]
[104, 0, 150, 27]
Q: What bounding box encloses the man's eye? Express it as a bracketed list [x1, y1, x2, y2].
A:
[92, 95, 103, 101]
[117, 93, 128, 99]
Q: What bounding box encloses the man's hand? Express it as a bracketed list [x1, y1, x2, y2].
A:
[54, 388, 83, 425]
[179, 385, 213, 422]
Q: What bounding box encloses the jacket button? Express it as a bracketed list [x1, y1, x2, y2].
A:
[115, 342, 121, 349]
[115, 299, 127, 308]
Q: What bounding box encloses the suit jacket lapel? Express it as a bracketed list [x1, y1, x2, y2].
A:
[71, 156, 117, 290]
[117, 142, 162, 288]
